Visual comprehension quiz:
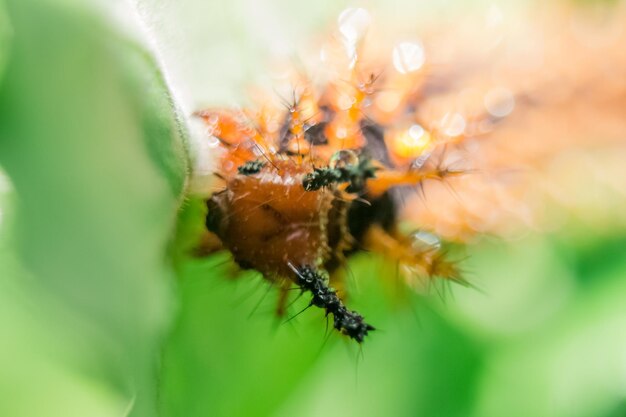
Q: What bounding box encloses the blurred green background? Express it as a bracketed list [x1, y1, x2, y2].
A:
[1, 1, 625, 417]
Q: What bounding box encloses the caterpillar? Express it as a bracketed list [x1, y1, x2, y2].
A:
[192, 5, 626, 342]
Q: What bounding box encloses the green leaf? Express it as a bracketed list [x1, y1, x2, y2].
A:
[0, 1, 188, 416]
[0, 0, 11, 83]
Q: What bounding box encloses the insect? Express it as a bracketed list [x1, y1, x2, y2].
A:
[192, 5, 626, 342]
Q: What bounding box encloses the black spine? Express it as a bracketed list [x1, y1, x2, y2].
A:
[238, 160, 265, 175]
[293, 265, 374, 343]
[302, 158, 377, 193]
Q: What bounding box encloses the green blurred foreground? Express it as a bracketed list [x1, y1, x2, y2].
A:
[0, 1, 625, 417]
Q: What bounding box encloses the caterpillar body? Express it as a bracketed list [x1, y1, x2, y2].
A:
[192, 5, 626, 342]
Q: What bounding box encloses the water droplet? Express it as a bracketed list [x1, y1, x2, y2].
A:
[391, 124, 432, 158]
[335, 126, 348, 139]
[330, 149, 359, 169]
[392, 41, 425, 74]
[338, 8, 371, 44]
[204, 125, 216, 136]
[408, 124, 425, 140]
[484, 87, 515, 117]
[411, 152, 431, 170]
[208, 113, 219, 124]
[410, 230, 441, 253]
[406, 124, 430, 149]
[207, 136, 220, 148]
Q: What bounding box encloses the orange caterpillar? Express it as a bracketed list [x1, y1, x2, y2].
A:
[193, 5, 626, 342]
